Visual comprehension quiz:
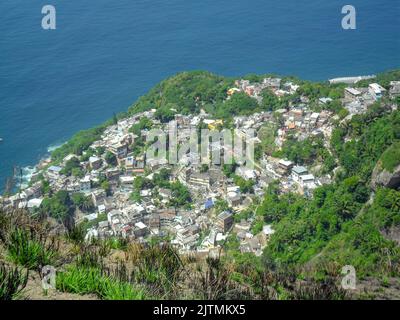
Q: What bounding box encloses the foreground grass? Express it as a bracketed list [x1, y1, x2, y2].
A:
[56, 266, 147, 300]
[0, 262, 28, 300]
[0, 210, 370, 300]
[5, 228, 58, 270]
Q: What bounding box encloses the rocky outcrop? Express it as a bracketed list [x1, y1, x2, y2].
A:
[381, 226, 400, 246]
[371, 162, 400, 190]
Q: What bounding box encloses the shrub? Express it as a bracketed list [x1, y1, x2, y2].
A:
[56, 266, 146, 300]
[101, 279, 146, 300]
[380, 142, 400, 173]
[76, 246, 104, 269]
[124, 243, 184, 297]
[0, 263, 28, 300]
[66, 224, 86, 245]
[5, 228, 58, 270]
[191, 256, 252, 300]
[56, 266, 102, 295]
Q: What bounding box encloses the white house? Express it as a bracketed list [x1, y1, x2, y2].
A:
[27, 198, 43, 211]
[80, 175, 91, 193]
[119, 175, 135, 192]
[263, 225, 275, 237]
[47, 166, 62, 180]
[369, 83, 386, 100]
[291, 166, 308, 182]
[300, 174, 316, 189]
[85, 228, 99, 242]
[344, 87, 362, 100]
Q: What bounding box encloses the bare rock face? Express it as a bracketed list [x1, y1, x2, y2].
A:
[371, 163, 400, 190]
[381, 226, 400, 246]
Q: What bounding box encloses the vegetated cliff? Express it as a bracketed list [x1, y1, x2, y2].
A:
[371, 142, 400, 190]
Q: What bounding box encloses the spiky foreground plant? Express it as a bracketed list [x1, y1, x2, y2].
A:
[5, 227, 58, 270]
[0, 262, 28, 300]
[56, 266, 147, 300]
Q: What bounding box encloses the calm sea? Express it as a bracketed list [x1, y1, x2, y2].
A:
[0, 0, 399, 191]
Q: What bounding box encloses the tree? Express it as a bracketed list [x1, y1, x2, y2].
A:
[214, 199, 229, 214]
[129, 117, 153, 135]
[258, 123, 277, 156]
[40, 190, 72, 221]
[71, 167, 84, 178]
[153, 168, 171, 188]
[131, 136, 145, 157]
[169, 182, 191, 208]
[79, 148, 95, 162]
[380, 142, 400, 172]
[51, 126, 106, 161]
[261, 89, 281, 111]
[129, 71, 232, 116]
[101, 180, 111, 196]
[130, 191, 141, 203]
[105, 151, 117, 166]
[133, 176, 154, 191]
[216, 93, 259, 119]
[155, 105, 175, 123]
[251, 219, 264, 234]
[61, 157, 81, 176]
[233, 175, 255, 194]
[96, 146, 106, 156]
[71, 193, 94, 212]
[41, 179, 51, 195]
[223, 162, 237, 178]
[280, 135, 325, 165]
[112, 112, 118, 125]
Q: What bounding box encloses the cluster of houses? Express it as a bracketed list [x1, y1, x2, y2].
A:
[342, 82, 400, 116]
[1, 76, 397, 257]
[259, 156, 321, 197]
[4, 181, 44, 212]
[227, 77, 299, 103]
[273, 107, 333, 148]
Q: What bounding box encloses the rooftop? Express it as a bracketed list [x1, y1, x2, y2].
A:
[292, 166, 308, 175]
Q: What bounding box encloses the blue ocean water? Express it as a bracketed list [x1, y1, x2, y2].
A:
[0, 0, 399, 191]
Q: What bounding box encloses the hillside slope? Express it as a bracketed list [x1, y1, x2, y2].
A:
[1, 69, 400, 300]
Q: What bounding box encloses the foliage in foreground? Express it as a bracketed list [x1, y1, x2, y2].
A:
[56, 266, 147, 300]
[0, 263, 28, 300]
[0, 212, 59, 270]
[0, 209, 360, 300]
[4, 228, 58, 270]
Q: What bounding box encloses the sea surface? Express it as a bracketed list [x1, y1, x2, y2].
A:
[0, 0, 399, 191]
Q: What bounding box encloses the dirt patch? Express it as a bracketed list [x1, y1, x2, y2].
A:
[353, 277, 400, 300]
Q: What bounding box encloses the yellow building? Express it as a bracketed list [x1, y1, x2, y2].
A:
[208, 119, 224, 131]
[227, 87, 240, 96]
